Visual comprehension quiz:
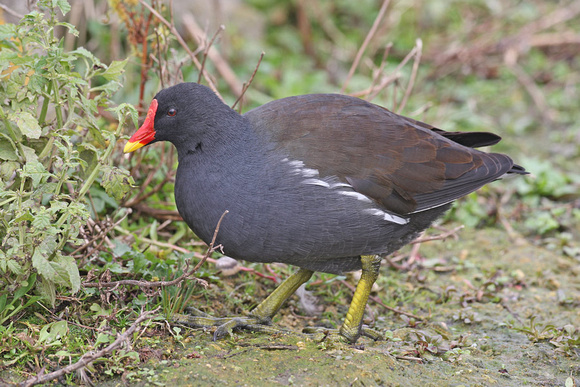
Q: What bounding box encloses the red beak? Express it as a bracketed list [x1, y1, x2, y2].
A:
[124, 99, 158, 153]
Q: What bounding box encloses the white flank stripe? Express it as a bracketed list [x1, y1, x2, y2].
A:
[330, 182, 352, 189]
[365, 209, 409, 225]
[300, 168, 319, 178]
[339, 190, 373, 203]
[287, 160, 305, 168]
[303, 178, 331, 188]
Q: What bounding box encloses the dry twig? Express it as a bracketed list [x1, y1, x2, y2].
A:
[411, 225, 464, 244]
[182, 13, 243, 98]
[364, 43, 393, 100]
[232, 51, 265, 111]
[0, 3, 23, 19]
[72, 211, 132, 256]
[138, 0, 221, 98]
[198, 25, 226, 84]
[341, 0, 391, 93]
[397, 38, 423, 114]
[83, 211, 229, 289]
[506, 61, 555, 122]
[18, 309, 157, 387]
[351, 41, 421, 100]
[191, 210, 229, 272]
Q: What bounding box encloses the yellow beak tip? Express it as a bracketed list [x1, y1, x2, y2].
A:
[123, 141, 144, 153]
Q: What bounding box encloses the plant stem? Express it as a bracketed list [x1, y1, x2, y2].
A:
[0, 107, 26, 163]
[38, 82, 51, 125]
[51, 79, 64, 129]
[55, 112, 126, 228]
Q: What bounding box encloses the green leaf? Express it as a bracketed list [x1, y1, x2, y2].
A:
[56, 21, 78, 36]
[0, 294, 6, 312]
[0, 24, 16, 41]
[14, 112, 42, 139]
[7, 259, 23, 276]
[78, 146, 99, 180]
[13, 273, 37, 302]
[32, 236, 58, 280]
[38, 320, 68, 345]
[53, 0, 72, 15]
[32, 208, 51, 230]
[11, 211, 34, 224]
[100, 165, 134, 201]
[109, 103, 139, 130]
[21, 160, 49, 186]
[55, 255, 80, 293]
[100, 58, 128, 81]
[0, 250, 6, 273]
[0, 161, 19, 182]
[90, 303, 112, 317]
[0, 137, 18, 161]
[94, 332, 114, 347]
[21, 145, 39, 163]
[33, 249, 58, 280]
[37, 276, 57, 307]
[71, 47, 96, 61]
[90, 81, 122, 96]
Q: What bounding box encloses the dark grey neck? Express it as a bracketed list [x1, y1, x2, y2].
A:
[173, 111, 253, 163]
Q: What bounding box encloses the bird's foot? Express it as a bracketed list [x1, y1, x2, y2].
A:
[302, 325, 383, 344]
[173, 307, 292, 340]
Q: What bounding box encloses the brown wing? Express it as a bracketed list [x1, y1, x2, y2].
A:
[245, 94, 518, 215]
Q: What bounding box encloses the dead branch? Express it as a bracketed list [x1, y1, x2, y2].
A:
[113, 225, 198, 254]
[198, 25, 226, 84]
[529, 31, 580, 47]
[82, 272, 208, 290]
[71, 211, 131, 256]
[0, 3, 23, 19]
[138, 0, 221, 99]
[191, 210, 229, 272]
[506, 61, 555, 122]
[138, 6, 154, 107]
[364, 43, 392, 100]
[397, 38, 423, 114]
[296, 0, 320, 67]
[182, 13, 243, 98]
[232, 52, 265, 111]
[350, 42, 419, 100]
[18, 309, 157, 387]
[431, 1, 580, 70]
[411, 225, 464, 244]
[83, 211, 229, 290]
[124, 168, 176, 208]
[341, 0, 391, 93]
[129, 203, 182, 221]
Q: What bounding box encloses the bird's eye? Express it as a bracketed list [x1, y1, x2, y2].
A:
[167, 108, 177, 117]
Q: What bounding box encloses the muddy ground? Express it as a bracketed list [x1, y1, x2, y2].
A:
[104, 226, 579, 386]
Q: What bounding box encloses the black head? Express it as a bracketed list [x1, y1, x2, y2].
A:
[124, 83, 239, 155]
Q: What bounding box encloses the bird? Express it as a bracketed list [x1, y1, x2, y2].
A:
[124, 82, 526, 343]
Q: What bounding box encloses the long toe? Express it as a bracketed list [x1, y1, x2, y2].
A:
[173, 313, 294, 340]
[303, 325, 383, 344]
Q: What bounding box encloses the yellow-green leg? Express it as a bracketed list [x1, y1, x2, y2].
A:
[340, 255, 382, 342]
[174, 268, 313, 340]
[302, 255, 383, 343]
[251, 268, 314, 321]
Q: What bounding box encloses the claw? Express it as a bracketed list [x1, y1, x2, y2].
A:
[174, 313, 294, 340]
[172, 269, 315, 340]
[302, 325, 383, 343]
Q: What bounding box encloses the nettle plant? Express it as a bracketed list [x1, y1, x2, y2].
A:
[0, 0, 136, 313]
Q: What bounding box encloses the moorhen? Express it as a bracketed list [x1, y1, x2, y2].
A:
[124, 82, 526, 343]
